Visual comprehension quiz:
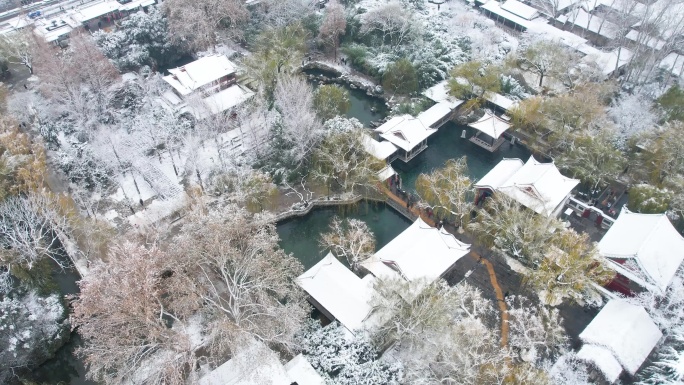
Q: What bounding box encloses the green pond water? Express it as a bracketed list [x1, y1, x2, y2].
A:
[392, 122, 532, 193]
[304, 70, 389, 127]
[277, 201, 412, 270]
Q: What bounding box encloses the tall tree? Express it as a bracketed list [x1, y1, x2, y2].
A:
[163, 0, 248, 51]
[556, 132, 626, 192]
[370, 279, 508, 384]
[72, 242, 195, 385]
[470, 194, 563, 266]
[382, 58, 418, 95]
[273, 74, 322, 166]
[313, 84, 351, 121]
[448, 61, 502, 111]
[242, 23, 309, 99]
[514, 38, 575, 88]
[415, 157, 473, 228]
[359, 2, 415, 49]
[311, 127, 385, 195]
[0, 29, 37, 74]
[72, 205, 308, 384]
[319, 217, 376, 271]
[525, 229, 615, 306]
[319, 0, 346, 61]
[506, 296, 568, 363]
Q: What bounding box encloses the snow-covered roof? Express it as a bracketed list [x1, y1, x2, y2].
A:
[475, 156, 580, 217]
[163, 55, 237, 96]
[33, 17, 75, 42]
[199, 340, 292, 385]
[361, 217, 470, 288]
[660, 52, 684, 78]
[374, 115, 437, 152]
[579, 300, 662, 381]
[119, 0, 156, 11]
[475, 158, 524, 189]
[501, 0, 539, 20]
[416, 99, 462, 128]
[564, 8, 618, 39]
[283, 354, 325, 385]
[577, 344, 624, 383]
[297, 253, 377, 334]
[481, 0, 532, 29]
[422, 81, 463, 105]
[377, 165, 397, 181]
[468, 110, 511, 139]
[625, 29, 666, 51]
[362, 134, 398, 161]
[203, 85, 253, 115]
[598, 210, 684, 293]
[70, 0, 121, 23]
[575, 44, 633, 76]
[485, 92, 518, 112]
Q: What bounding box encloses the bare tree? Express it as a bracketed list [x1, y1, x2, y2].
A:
[171, 205, 309, 356]
[506, 296, 568, 363]
[274, 75, 322, 164]
[73, 205, 309, 384]
[319, 0, 346, 61]
[514, 38, 575, 88]
[0, 193, 72, 271]
[371, 279, 507, 384]
[359, 2, 415, 49]
[319, 217, 376, 271]
[72, 242, 197, 385]
[256, 0, 317, 28]
[163, 0, 249, 51]
[0, 29, 37, 74]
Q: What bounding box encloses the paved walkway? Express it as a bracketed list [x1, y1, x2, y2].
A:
[381, 186, 510, 347]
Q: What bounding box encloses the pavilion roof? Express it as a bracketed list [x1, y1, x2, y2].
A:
[374, 115, 437, 152]
[468, 110, 511, 139]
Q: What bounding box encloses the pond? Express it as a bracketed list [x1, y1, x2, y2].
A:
[29, 265, 97, 385]
[303, 69, 389, 127]
[277, 201, 412, 270]
[392, 122, 532, 193]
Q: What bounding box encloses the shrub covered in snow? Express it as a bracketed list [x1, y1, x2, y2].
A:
[93, 8, 182, 70]
[296, 319, 402, 385]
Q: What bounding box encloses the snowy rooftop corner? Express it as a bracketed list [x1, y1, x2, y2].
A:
[296, 253, 377, 335]
[598, 209, 684, 293]
[361, 133, 398, 161]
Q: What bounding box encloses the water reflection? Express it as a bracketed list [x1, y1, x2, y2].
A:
[392, 122, 532, 193]
[277, 201, 411, 270]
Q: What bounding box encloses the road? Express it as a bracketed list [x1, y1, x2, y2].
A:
[0, 0, 101, 28]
